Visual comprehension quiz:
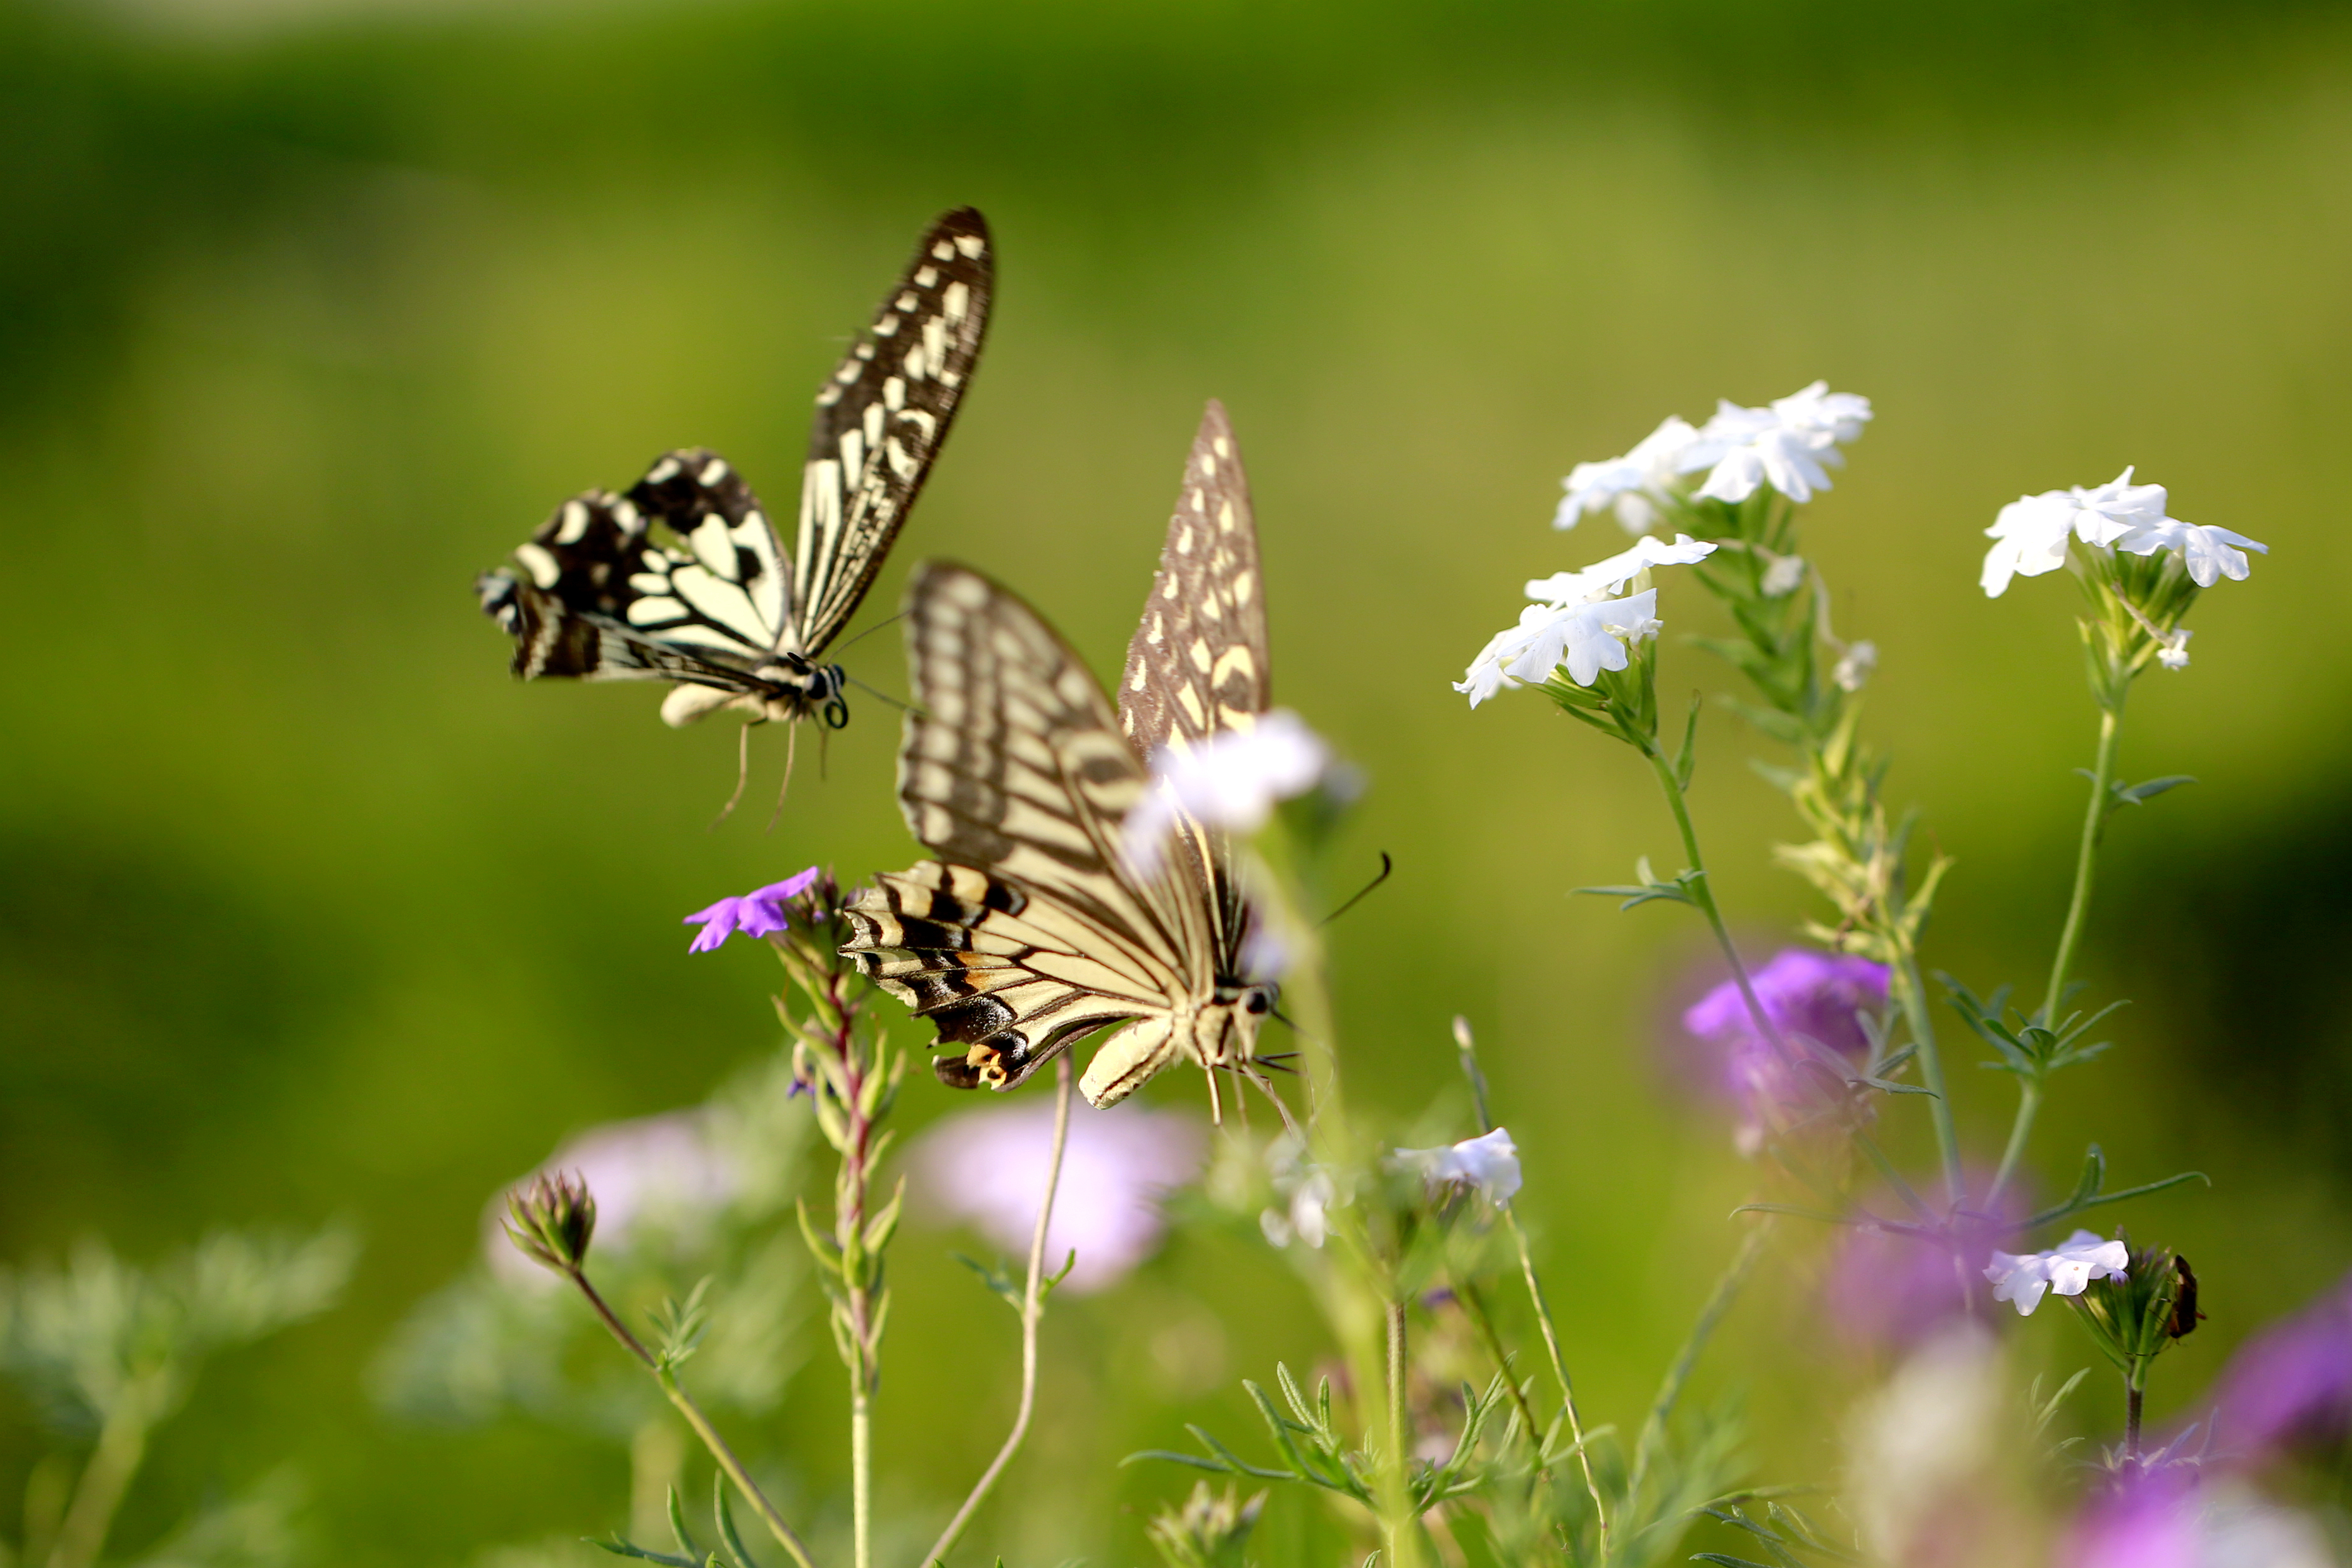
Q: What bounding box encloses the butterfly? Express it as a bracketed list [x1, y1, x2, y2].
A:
[477, 208, 993, 734]
[840, 401, 1279, 1110]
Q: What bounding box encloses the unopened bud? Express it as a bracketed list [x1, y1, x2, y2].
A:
[504, 1169, 596, 1274]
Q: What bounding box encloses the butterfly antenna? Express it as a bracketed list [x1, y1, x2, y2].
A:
[709, 719, 756, 830]
[764, 721, 800, 836]
[844, 675, 920, 716]
[1318, 852, 1395, 928]
[832, 608, 912, 656]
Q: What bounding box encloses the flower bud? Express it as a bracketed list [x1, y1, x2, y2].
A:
[502, 1169, 596, 1274]
[1145, 1483, 1265, 1568]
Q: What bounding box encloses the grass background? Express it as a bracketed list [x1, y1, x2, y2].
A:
[4, 0, 2351, 1560]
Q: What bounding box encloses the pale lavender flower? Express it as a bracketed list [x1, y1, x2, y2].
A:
[2067, 1471, 2330, 1568]
[911, 1098, 1205, 1293]
[1982, 1228, 2129, 1316]
[683, 868, 821, 952]
[486, 1110, 740, 1283]
[2207, 1271, 2352, 1458]
[1680, 949, 1888, 1147]
[1123, 711, 1329, 871]
[2117, 518, 2270, 588]
[1390, 1127, 1522, 1204]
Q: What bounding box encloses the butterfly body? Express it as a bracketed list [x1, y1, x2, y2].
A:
[478, 209, 993, 733]
[842, 403, 1279, 1109]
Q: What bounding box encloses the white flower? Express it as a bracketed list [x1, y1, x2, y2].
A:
[1832, 640, 1878, 692]
[2156, 628, 2193, 671]
[1845, 1327, 2005, 1565]
[1522, 533, 1719, 604]
[1260, 1136, 1337, 1248]
[1684, 381, 1872, 505]
[1390, 1127, 1522, 1204]
[1554, 416, 1703, 533]
[1981, 467, 2267, 598]
[1982, 1229, 2129, 1316]
[1124, 709, 1329, 869]
[912, 1098, 1205, 1293]
[1980, 491, 2081, 597]
[2116, 518, 2269, 588]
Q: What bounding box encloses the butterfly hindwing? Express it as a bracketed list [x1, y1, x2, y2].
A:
[843, 563, 1209, 1095]
[793, 208, 994, 658]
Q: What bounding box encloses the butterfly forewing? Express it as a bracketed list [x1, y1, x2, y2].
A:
[1117, 400, 1272, 971]
[792, 208, 994, 657]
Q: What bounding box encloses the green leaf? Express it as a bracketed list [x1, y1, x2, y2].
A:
[950, 1252, 1023, 1310]
[592, 1540, 697, 1568]
[712, 1472, 759, 1568]
[2110, 774, 2196, 809]
[667, 1487, 700, 1561]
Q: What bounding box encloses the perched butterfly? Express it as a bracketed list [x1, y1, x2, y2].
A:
[840, 402, 1278, 1109]
[476, 208, 993, 733]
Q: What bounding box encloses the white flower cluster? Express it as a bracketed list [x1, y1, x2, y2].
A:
[1981, 467, 2267, 604]
[1260, 1133, 1338, 1249]
[1455, 535, 1717, 706]
[1555, 381, 1874, 533]
[1982, 1229, 2129, 1316]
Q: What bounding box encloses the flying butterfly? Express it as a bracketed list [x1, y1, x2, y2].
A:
[476, 208, 993, 738]
[840, 402, 1279, 1110]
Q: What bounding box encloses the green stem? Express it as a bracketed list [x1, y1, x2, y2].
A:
[2041, 707, 2123, 1029]
[2125, 1359, 2147, 1459]
[1627, 1222, 1770, 1515]
[42, 1384, 156, 1568]
[571, 1273, 819, 1568]
[1641, 745, 1795, 1066]
[1890, 954, 1966, 1212]
[922, 1057, 1074, 1566]
[1505, 1209, 1608, 1559]
[1455, 1280, 1545, 1459]
[1986, 1081, 2044, 1214]
[1386, 1297, 1409, 1494]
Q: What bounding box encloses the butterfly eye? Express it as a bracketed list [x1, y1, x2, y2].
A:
[1245, 992, 1270, 1016]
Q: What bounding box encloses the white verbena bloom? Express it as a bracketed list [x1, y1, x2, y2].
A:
[1982, 1228, 2129, 1316]
[1554, 416, 1703, 533]
[1832, 640, 1878, 692]
[1123, 709, 1329, 870]
[1684, 381, 1872, 505]
[1260, 1135, 1338, 1248]
[1454, 589, 1661, 704]
[1390, 1126, 1522, 1204]
[2156, 628, 2193, 671]
[1981, 467, 2268, 597]
[2115, 517, 2270, 588]
[1522, 533, 1719, 604]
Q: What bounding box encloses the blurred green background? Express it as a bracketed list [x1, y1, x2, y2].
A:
[4, 0, 2351, 1560]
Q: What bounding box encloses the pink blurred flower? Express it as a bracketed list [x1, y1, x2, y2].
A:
[486, 1110, 740, 1283]
[911, 1098, 1205, 1293]
[2065, 1470, 2330, 1568]
[1680, 949, 1889, 1147]
[2207, 1270, 2352, 1460]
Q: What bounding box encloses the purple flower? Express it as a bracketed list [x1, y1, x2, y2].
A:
[2207, 1271, 2352, 1459]
[1680, 949, 1889, 1145]
[910, 1098, 1205, 1293]
[683, 868, 821, 953]
[2065, 1470, 2331, 1568]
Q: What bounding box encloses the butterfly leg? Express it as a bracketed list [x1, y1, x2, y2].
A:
[764, 719, 800, 835]
[709, 716, 761, 830]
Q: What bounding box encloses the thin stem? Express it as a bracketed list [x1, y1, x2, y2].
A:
[2125, 1361, 2147, 1459]
[922, 1057, 1075, 1566]
[1454, 1281, 1544, 1457]
[1504, 1209, 1607, 1558]
[1627, 1221, 1769, 1515]
[569, 1271, 818, 1568]
[1386, 1298, 1409, 1489]
[1640, 745, 1797, 1068]
[1986, 1081, 2044, 1213]
[42, 1384, 154, 1568]
[2041, 707, 2123, 1029]
[1891, 953, 1966, 1212]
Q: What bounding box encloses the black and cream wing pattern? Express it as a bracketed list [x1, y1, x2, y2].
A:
[842, 407, 1278, 1109]
[477, 208, 993, 729]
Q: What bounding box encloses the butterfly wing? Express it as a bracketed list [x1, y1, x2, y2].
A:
[790, 208, 994, 658]
[842, 563, 1206, 1096]
[1116, 400, 1272, 973]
